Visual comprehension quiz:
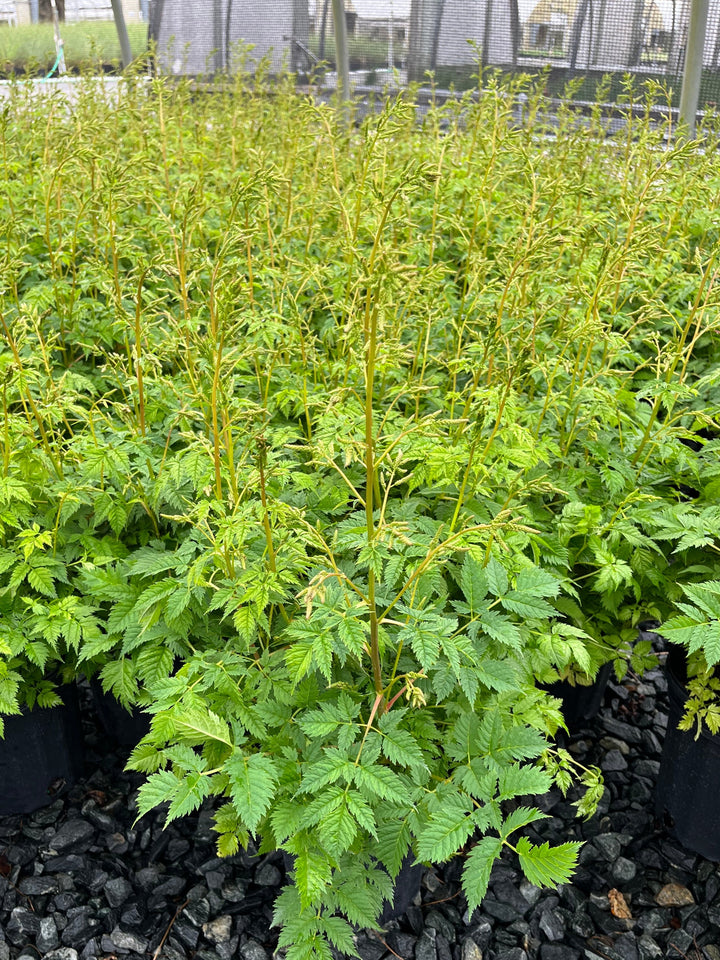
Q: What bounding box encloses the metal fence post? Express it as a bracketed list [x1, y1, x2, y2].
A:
[110, 0, 133, 69]
[331, 0, 350, 105]
[679, 0, 710, 137]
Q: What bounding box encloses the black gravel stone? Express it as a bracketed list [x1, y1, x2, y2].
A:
[61, 908, 100, 945]
[482, 899, 518, 923]
[602, 749, 629, 772]
[540, 947, 581, 960]
[36, 916, 60, 953]
[104, 877, 133, 909]
[107, 927, 149, 953]
[666, 929, 694, 954]
[435, 932, 452, 960]
[601, 717, 643, 743]
[611, 857, 638, 883]
[612, 935, 640, 960]
[538, 909, 565, 941]
[425, 910, 456, 943]
[239, 942, 268, 960]
[183, 899, 211, 927]
[355, 933, 387, 960]
[254, 863, 282, 887]
[17, 875, 59, 896]
[594, 834, 623, 861]
[119, 902, 145, 928]
[460, 939, 483, 960]
[570, 905, 594, 938]
[48, 821, 95, 854]
[386, 930, 418, 958]
[6, 908, 41, 945]
[415, 929, 437, 960]
[637, 936, 663, 960]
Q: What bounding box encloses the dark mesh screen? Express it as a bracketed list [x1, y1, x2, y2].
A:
[148, 1, 720, 114]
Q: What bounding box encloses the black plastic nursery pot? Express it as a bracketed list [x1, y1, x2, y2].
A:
[379, 854, 424, 924]
[546, 662, 612, 732]
[656, 646, 720, 861]
[90, 679, 150, 748]
[0, 683, 85, 816]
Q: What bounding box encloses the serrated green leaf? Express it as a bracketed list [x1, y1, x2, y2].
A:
[293, 848, 333, 908]
[317, 915, 356, 955]
[28, 566, 56, 598]
[478, 609, 521, 648]
[317, 797, 358, 856]
[378, 712, 427, 769]
[476, 659, 517, 692]
[460, 556, 488, 612]
[500, 805, 548, 838]
[375, 817, 412, 877]
[462, 836, 503, 917]
[174, 706, 232, 746]
[99, 658, 139, 708]
[407, 624, 441, 671]
[515, 567, 562, 598]
[126, 740, 165, 774]
[500, 592, 556, 620]
[217, 832, 240, 857]
[166, 772, 214, 822]
[352, 763, 407, 804]
[227, 751, 278, 832]
[415, 793, 475, 862]
[136, 645, 175, 685]
[497, 765, 552, 801]
[135, 769, 180, 820]
[233, 605, 258, 646]
[516, 837, 582, 888]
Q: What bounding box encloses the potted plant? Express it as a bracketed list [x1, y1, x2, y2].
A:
[98, 157, 608, 957]
[0, 438, 90, 814]
[654, 628, 720, 861]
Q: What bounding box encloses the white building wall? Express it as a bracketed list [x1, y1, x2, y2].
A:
[64, 0, 141, 20]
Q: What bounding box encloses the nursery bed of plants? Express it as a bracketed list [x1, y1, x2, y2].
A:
[0, 69, 719, 960]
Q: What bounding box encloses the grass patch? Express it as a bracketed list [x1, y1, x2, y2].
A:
[0, 20, 147, 76]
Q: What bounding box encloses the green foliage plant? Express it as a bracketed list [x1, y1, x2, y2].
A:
[0, 70, 719, 955]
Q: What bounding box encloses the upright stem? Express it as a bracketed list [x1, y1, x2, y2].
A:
[362, 187, 404, 704]
[134, 268, 148, 438]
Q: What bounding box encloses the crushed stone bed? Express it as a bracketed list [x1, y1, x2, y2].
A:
[0, 659, 718, 960]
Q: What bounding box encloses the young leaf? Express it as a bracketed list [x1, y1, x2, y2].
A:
[515, 837, 582, 889]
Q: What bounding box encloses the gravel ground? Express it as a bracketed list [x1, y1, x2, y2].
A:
[0, 657, 718, 960]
